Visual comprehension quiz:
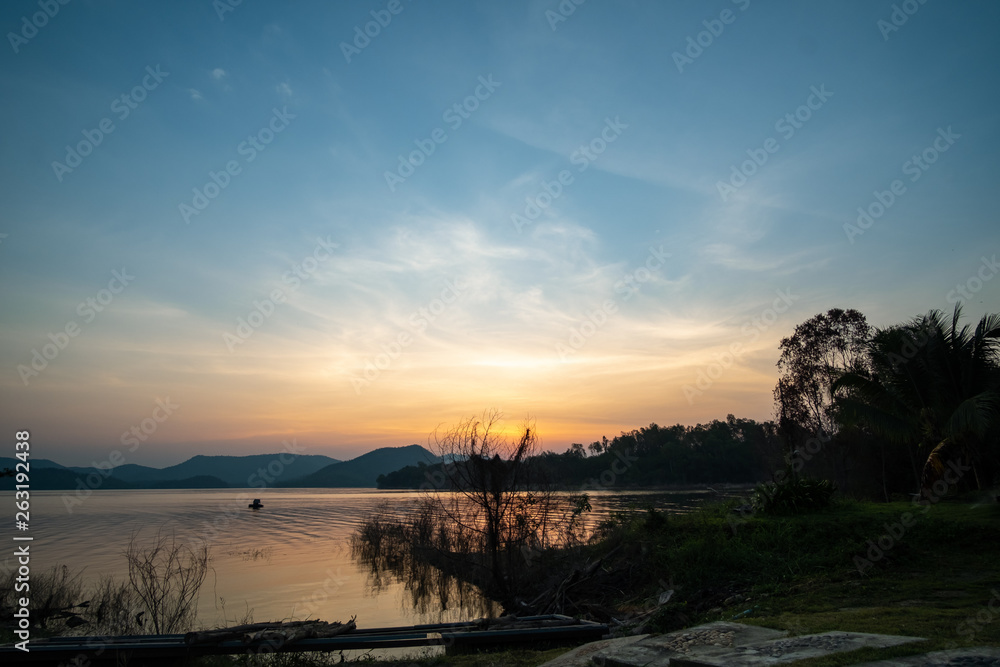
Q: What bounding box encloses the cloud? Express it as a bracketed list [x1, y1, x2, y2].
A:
[276, 82, 292, 97]
[211, 68, 227, 80]
[188, 88, 203, 101]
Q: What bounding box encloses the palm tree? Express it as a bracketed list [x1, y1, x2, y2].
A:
[833, 306, 1000, 497]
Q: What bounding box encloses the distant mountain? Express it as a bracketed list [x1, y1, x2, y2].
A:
[146, 475, 229, 489]
[98, 462, 166, 484]
[0, 452, 340, 490]
[0, 466, 135, 491]
[285, 445, 439, 487]
[0, 457, 68, 470]
[0, 447, 434, 490]
[0, 466, 230, 491]
[108, 453, 340, 487]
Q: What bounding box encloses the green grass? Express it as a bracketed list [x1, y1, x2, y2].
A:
[20, 497, 999, 667]
[635, 498, 1000, 666]
[331, 497, 1000, 666]
[352, 647, 568, 667]
[193, 647, 569, 666]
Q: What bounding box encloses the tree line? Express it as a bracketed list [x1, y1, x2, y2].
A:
[355, 304, 999, 619]
[377, 414, 783, 490]
[376, 305, 999, 502]
[775, 305, 999, 500]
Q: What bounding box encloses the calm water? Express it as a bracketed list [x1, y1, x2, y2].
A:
[1, 487, 735, 631]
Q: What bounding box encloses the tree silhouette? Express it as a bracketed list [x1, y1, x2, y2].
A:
[834, 306, 1000, 496]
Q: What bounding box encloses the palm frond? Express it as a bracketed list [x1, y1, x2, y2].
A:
[835, 396, 917, 443]
[919, 438, 952, 498]
[945, 391, 1000, 439]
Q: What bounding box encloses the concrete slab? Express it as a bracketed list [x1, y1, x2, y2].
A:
[669, 631, 925, 667]
[851, 647, 1000, 666]
[592, 621, 788, 667]
[536, 634, 649, 667]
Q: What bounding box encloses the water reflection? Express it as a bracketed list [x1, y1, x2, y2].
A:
[11, 487, 742, 628]
[350, 499, 503, 619]
[350, 488, 746, 618]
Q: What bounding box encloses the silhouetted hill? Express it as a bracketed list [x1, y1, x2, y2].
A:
[109, 453, 340, 487]
[94, 462, 162, 483]
[146, 475, 229, 489]
[1, 452, 339, 490]
[0, 457, 68, 471]
[0, 467, 135, 491]
[285, 445, 438, 487]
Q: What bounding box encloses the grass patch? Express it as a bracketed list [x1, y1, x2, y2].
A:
[194, 498, 1000, 665]
[193, 647, 568, 666]
[9, 498, 998, 666]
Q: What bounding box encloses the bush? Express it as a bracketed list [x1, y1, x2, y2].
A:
[752, 477, 836, 515]
[125, 529, 211, 634]
[87, 575, 145, 636]
[0, 565, 85, 633]
[0, 533, 211, 638]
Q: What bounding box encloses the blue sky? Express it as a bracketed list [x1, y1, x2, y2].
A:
[2, 0, 998, 466]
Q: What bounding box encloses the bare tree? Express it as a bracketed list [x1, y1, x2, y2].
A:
[125, 530, 211, 634]
[431, 409, 543, 597]
[352, 409, 578, 612]
[87, 575, 146, 636]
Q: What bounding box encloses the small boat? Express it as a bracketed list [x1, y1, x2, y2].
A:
[248, 499, 263, 509]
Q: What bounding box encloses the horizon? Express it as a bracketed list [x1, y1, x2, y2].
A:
[2, 2, 999, 468]
[5, 418, 746, 469]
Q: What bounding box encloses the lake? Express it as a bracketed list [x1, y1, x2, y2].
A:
[3, 487, 739, 631]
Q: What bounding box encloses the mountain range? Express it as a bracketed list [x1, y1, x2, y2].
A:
[0, 445, 438, 491]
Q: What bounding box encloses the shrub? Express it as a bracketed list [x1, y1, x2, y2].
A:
[125, 529, 211, 634]
[0, 565, 85, 633]
[87, 575, 145, 636]
[752, 477, 836, 515]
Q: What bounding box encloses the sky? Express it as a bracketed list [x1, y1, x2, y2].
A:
[1, 0, 999, 467]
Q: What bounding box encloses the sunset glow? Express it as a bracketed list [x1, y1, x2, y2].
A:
[2, 1, 998, 466]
